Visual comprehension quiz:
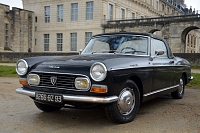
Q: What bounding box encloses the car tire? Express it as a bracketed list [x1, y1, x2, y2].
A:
[105, 80, 140, 124]
[171, 75, 185, 99]
[34, 101, 62, 112]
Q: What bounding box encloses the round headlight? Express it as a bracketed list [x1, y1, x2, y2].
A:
[16, 59, 28, 75]
[90, 62, 107, 81]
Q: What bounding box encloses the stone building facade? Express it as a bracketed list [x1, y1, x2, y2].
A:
[21, 0, 186, 52]
[0, 4, 34, 52]
[0, 0, 199, 53]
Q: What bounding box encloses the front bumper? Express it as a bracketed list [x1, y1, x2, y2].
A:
[16, 88, 118, 104]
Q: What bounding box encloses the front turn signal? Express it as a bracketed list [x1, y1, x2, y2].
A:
[90, 84, 107, 93]
[19, 78, 28, 85]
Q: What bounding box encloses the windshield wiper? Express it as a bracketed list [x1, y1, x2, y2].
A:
[102, 50, 118, 53]
[124, 50, 146, 54]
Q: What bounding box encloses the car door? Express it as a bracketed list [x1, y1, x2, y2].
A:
[150, 38, 174, 92]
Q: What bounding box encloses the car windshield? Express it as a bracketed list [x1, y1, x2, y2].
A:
[81, 35, 148, 55]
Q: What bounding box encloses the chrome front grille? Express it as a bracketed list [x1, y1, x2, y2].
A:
[30, 72, 85, 90]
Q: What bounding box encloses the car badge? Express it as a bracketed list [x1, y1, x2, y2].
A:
[50, 76, 57, 85]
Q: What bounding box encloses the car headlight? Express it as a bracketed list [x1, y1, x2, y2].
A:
[90, 62, 107, 81]
[27, 74, 40, 86]
[16, 59, 28, 75]
[75, 77, 90, 90]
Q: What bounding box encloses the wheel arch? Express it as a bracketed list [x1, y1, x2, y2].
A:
[182, 72, 187, 85]
[129, 76, 143, 102]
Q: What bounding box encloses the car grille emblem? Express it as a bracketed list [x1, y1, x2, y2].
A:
[50, 76, 57, 85]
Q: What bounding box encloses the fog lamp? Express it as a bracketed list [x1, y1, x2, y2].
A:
[27, 74, 40, 86]
[75, 77, 90, 90]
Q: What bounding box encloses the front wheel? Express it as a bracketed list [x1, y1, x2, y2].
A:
[34, 101, 62, 112]
[171, 75, 185, 99]
[105, 80, 140, 124]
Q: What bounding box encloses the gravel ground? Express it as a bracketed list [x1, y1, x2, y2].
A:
[0, 77, 200, 133]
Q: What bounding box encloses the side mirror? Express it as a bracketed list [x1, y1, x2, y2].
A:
[79, 49, 82, 55]
[155, 50, 164, 56]
[150, 49, 164, 61]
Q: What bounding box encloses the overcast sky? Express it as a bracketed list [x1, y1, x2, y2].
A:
[0, 0, 200, 12]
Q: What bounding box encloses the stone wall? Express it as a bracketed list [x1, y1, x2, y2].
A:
[0, 52, 78, 63]
[174, 53, 200, 66]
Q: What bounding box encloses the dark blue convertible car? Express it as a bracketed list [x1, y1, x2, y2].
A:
[16, 32, 193, 123]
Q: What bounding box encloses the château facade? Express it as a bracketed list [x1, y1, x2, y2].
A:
[0, 0, 199, 53]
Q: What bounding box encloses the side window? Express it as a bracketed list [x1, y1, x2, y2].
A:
[151, 39, 167, 57]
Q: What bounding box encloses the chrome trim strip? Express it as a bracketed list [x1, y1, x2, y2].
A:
[110, 65, 189, 71]
[16, 88, 118, 103]
[143, 84, 179, 97]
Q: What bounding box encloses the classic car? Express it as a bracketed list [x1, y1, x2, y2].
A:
[16, 32, 193, 124]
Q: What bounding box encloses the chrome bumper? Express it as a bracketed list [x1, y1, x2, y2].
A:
[16, 88, 118, 104]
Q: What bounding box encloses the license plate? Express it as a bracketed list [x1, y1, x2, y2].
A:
[35, 93, 63, 103]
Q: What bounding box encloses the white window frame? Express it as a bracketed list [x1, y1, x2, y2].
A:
[71, 33, 77, 51]
[71, 3, 78, 21]
[108, 4, 113, 20]
[121, 8, 125, 20]
[44, 34, 49, 51]
[44, 6, 50, 23]
[132, 13, 135, 19]
[57, 33, 63, 51]
[57, 5, 63, 22]
[85, 32, 92, 46]
[86, 1, 93, 20]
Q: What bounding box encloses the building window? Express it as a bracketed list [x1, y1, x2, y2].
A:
[150, 0, 153, 5]
[121, 8, 125, 20]
[71, 3, 78, 21]
[57, 5, 63, 22]
[35, 39, 37, 45]
[86, 1, 93, 20]
[71, 33, 77, 51]
[85, 32, 92, 46]
[44, 6, 50, 23]
[35, 17, 37, 22]
[108, 4, 113, 20]
[5, 24, 9, 47]
[162, 4, 165, 12]
[57, 33, 63, 51]
[44, 34, 49, 51]
[156, 1, 159, 10]
[132, 13, 135, 19]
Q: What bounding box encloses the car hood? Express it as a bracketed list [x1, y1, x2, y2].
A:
[32, 54, 149, 73]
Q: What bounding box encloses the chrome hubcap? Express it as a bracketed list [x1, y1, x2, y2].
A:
[178, 78, 184, 94]
[118, 88, 135, 115]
